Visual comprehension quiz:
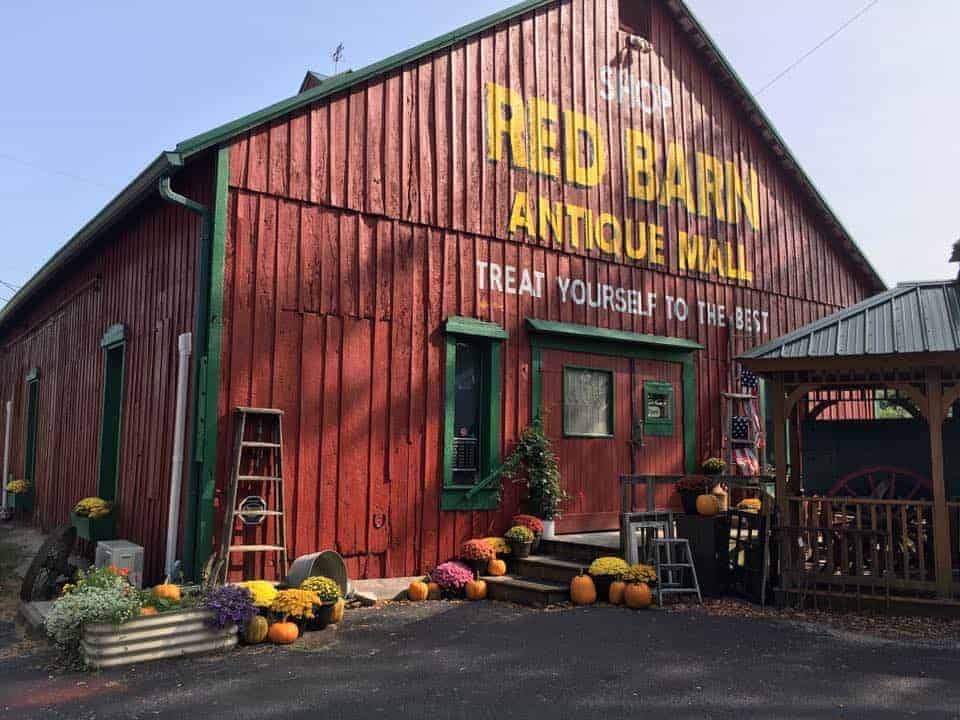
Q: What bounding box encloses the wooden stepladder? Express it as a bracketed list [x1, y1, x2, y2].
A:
[217, 407, 289, 583]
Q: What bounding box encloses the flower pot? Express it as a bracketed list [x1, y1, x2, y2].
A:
[71, 512, 117, 543]
[10, 492, 33, 513]
[530, 536, 541, 553]
[508, 539, 532, 558]
[591, 575, 614, 602]
[465, 558, 488, 575]
[679, 490, 699, 515]
[304, 601, 337, 631]
[541, 519, 556, 540]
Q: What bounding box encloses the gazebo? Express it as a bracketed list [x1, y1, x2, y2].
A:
[740, 279, 960, 608]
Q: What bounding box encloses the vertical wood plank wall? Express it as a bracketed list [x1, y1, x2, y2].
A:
[217, 0, 877, 579]
[0, 159, 212, 580]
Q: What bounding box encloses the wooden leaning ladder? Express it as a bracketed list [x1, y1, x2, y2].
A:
[217, 407, 289, 583]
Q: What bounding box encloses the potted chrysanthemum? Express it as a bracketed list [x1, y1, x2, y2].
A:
[460, 539, 496, 574]
[587, 556, 631, 601]
[299, 575, 342, 629]
[504, 525, 535, 558]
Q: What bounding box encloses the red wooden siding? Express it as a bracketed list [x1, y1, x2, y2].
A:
[216, 0, 877, 579]
[0, 158, 213, 581]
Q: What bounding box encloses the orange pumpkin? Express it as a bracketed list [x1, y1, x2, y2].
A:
[268, 621, 300, 644]
[152, 583, 181, 603]
[427, 582, 441, 600]
[331, 598, 345, 623]
[408, 580, 429, 601]
[465, 578, 488, 600]
[487, 558, 507, 576]
[696, 493, 721, 517]
[624, 582, 653, 610]
[608, 580, 626, 606]
[139, 606, 159, 617]
[570, 574, 597, 605]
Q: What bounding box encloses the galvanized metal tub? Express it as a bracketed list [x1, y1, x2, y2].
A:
[81, 608, 237, 669]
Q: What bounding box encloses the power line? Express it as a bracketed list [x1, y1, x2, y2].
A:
[0, 279, 21, 293]
[0, 151, 112, 190]
[755, 0, 880, 96]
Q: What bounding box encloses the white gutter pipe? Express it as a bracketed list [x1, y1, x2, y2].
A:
[165, 333, 192, 579]
[2, 401, 11, 510]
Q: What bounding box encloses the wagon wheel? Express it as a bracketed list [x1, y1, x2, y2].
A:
[20, 525, 78, 601]
[827, 466, 931, 500]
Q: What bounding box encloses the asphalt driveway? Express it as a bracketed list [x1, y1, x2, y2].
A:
[1, 601, 958, 719]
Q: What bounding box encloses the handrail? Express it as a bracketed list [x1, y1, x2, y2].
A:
[462, 462, 509, 500]
[787, 495, 935, 507]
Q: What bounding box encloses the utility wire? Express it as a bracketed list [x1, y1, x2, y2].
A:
[0, 280, 21, 293]
[0, 152, 112, 190]
[755, 0, 880, 95]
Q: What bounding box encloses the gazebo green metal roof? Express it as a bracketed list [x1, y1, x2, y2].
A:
[741, 280, 960, 362]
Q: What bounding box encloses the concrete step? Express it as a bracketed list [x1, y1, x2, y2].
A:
[513, 555, 588, 583]
[539, 538, 622, 564]
[482, 575, 569, 607]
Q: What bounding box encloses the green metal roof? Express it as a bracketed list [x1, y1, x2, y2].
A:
[1, 0, 885, 332]
[741, 280, 960, 362]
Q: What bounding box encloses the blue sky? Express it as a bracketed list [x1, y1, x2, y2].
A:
[1, 0, 957, 306]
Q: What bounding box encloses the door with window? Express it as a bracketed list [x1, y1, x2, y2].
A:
[538, 349, 684, 534]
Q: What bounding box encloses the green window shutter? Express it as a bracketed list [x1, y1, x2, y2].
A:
[97, 326, 127, 502]
[23, 369, 40, 483]
[441, 318, 507, 511]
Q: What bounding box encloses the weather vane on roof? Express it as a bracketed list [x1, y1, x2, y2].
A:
[331, 43, 345, 75]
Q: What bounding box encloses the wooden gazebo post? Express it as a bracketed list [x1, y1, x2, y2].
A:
[926, 367, 952, 596]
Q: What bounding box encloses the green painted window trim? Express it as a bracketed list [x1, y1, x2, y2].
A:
[23, 372, 40, 483]
[562, 365, 615, 438]
[97, 327, 127, 503]
[643, 380, 675, 437]
[441, 320, 506, 511]
[527, 319, 698, 473]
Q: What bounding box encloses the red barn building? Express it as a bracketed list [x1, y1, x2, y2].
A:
[0, 0, 884, 583]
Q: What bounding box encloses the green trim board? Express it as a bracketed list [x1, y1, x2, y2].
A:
[441, 323, 506, 511]
[96, 333, 127, 502]
[25, 367, 39, 382]
[526, 318, 702, 352]
[527, 319, 698, 473]
[561, 365, 615, 438]
[642, 380, 675, 437]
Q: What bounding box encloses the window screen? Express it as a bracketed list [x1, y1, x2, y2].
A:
[563, 367, 613, 437]
[452, 341, 483, 485]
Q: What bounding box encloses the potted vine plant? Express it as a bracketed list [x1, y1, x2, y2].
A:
[504, 525, 535, 559]
[501, 415, 567, 539]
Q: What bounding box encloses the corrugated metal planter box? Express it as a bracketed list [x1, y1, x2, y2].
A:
[10, 492, 33, 512]
[81, 609, 237, 669]
[71, 512, 116, 543]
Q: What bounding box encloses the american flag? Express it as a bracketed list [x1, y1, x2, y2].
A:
[731, 415, 750, 440]
[740, 368, 759, 391]
[733, 446, 760, 475]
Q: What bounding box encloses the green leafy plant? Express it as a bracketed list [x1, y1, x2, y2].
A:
[504, 525, 534, 543]
[587, 556, 631, 578]
[300, 576, 341, 603]
[46, 578, 141, 667]
[501, 415, 568, 520]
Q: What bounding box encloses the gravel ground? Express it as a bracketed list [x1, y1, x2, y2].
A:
[1, 600, 959, 720]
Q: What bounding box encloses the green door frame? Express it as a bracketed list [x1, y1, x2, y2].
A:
[526, 319, 701, 473]
[97, 325, 127, 502]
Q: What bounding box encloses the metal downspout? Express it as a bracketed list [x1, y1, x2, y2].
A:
[158, 174, 211, 581]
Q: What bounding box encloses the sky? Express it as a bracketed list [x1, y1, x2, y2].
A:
[1, 0, 957, 307]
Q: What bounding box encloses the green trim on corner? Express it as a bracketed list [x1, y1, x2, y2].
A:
[193, 145, 230, 576]
[23, 374, 39, 483]
[25, 367, 39, 383]
[96, 338, 126, 502]
[527, 320, 699, 474]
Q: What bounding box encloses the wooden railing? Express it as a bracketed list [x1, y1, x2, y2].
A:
[780, 496, 941, 597]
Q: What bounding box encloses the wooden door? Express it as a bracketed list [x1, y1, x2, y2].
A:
[539, 349, 684, 534]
